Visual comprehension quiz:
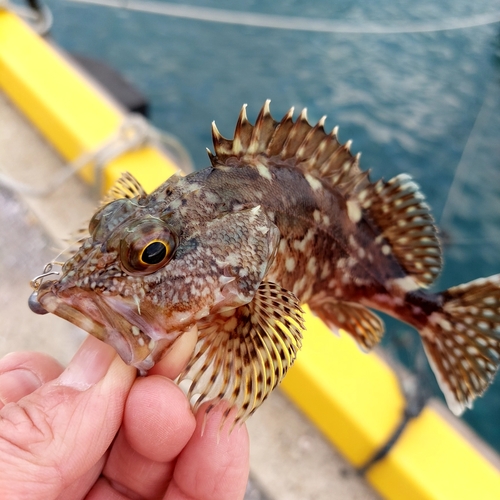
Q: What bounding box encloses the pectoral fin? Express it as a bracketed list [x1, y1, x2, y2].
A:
[177, 281, 304, 425]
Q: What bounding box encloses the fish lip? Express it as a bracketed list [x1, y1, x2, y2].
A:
[35, 281, 181, 370]
[37, 280, 108, 338]
[36, 280, 136, 365]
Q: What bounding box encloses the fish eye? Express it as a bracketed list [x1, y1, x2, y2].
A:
[140, 240, 168, 265]
[120, 219, 178, 275]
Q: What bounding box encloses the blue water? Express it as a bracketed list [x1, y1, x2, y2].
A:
[44, 0, 500, 451]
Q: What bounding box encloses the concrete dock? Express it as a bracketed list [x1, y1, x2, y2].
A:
[0, 90, 380, 499]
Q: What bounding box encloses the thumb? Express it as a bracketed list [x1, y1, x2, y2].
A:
[0, 335, 135, 500]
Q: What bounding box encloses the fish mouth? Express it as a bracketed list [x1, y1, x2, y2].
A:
[31, 280, 172, 371]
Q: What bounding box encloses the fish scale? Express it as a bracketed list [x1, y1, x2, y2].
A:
[30, 101, 500, 423]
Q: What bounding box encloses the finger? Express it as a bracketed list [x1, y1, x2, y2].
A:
[0, 335, 136, 499]
[98, 375, 196, 499]
[96, 430, 175, 499]
[85, 476, 131, 500]
[0, 352, 64, 409]
[56, 454, 107, 500]
[123, 376, 195, 462]
[149, 324, 198, 380]
[166, 402, 250, 500]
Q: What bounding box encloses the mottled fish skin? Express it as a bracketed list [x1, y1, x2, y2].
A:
[32, 101, 500, 422]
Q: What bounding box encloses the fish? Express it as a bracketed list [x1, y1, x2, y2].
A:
[29, 101, 500, 422]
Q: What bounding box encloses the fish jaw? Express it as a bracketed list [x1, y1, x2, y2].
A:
[35, 280, 180, 372]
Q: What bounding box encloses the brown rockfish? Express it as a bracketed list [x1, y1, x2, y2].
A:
[30, 101, 500, 422]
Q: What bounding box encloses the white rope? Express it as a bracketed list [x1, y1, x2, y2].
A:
[0, 113, 193, 197]
[67, 0, 500, 34]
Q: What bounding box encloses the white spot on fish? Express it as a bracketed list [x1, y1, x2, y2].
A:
[321, 262, 331, 280]
[305, 173, 322, 191]
[391, 276, 420, 292]
[279, 238, 287, 254]
[438, 319, 452, 332]
[346, 257, 358, 268]
[256, 162, 272, 180]
[169, 198, 182, 210]
[478, 321, 489, 331]
[476, 337, 488, 347]
[358, 188, 369, 202]
[293, 229, 315, 252]
[221, 253, 240, 267]
[285, 257, 296, 272]
[382, 245, 391, 255]
[204, 191, 220, 204]
[313, 210, 321, 222]
[132, 326, 140, 336]
[307, 257, 317, 275]
[346, 200, 362, 223]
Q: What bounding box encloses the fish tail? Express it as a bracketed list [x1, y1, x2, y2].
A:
[419, 274, 500, 415]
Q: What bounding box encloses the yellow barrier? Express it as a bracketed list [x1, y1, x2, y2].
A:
[1, 10, 499, 499]
[281, 310, 500, 500]
[0, 9, 177, 193]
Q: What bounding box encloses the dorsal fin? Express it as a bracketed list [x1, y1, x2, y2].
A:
[100, 172, 147, 207]
[209, 100, 368, 194]
[358, 173, 442, 287]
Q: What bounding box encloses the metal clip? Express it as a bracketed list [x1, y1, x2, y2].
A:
[30, 262, 60, 290]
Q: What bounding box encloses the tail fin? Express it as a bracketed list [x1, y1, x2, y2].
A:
[420, 275, 500, 415]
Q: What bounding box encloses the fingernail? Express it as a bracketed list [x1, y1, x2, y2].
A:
[58, 335, 116, 390]
[0, 369, 42, 405]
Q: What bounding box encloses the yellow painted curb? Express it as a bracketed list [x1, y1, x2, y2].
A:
[1, 11, 499, 500]
[282, 307, 406, 466]
[0, 9, 178, 193]
[281, 309, 500, 500]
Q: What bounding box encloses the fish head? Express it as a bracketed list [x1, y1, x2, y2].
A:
[31, 192, 279, 372]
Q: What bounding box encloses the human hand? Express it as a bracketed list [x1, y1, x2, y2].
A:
[0, 333, 249, 499]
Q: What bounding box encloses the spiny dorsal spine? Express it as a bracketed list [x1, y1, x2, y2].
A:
[208, 100, 368, 195]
